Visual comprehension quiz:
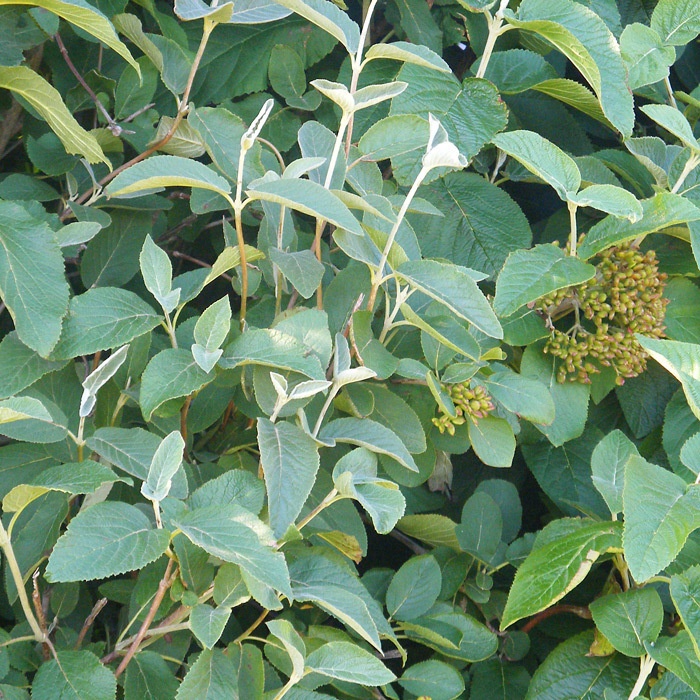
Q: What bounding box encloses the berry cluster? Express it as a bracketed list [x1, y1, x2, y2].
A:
[432, 382, 495, 435]
[536, 241, 668, 384]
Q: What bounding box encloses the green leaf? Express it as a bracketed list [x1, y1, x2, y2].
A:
[142, 431, 184, 503]
[140, 348, 210, 421]
[589, 587, 664, 656]
[289, 548, 390, 649]
[176, 649, 238, 700]
[124, 651, 180, 700]
[470, 659, 530, 700]
[29, 461, 123, 495]
[221, 330, 323, 382]
[482, 367, 555, 425]
[269, 44, 306, 99]
[106, 155, 232, 200]
[520, 344, 590, 447]
[494, 244, 596, 317]
[319, 417, 417, 471]
[591, 429, 638, 515]
[258, 418, 319, 538]
[56, 221, 103, 247]
[621, 23, 675, 90]
[456, 491, 503, 563]
[623, 455, 700, 582]
[645, 632, 700, 694]
[641, 104, 700, 152]
[578, 192, 700, 259]
[173, 505, 291, 597]
[0, 395, 68, 444]
[386, 554, 442, 621]
[398, 514, 461, 550]
[478, 48, 557, 94]
[140, 237, 179, 314]
[31, 650, 116, 700]
[364, 41, 450, 72]
[509, 0, 634, 137]
[651, 0, 700, 46]
[398, 660, 465, 700]
[501, 520, 621, 628]
[568, 184, 643, 222]
[305, 642, 396, 685]
[51, 287, 162, 360]
[267, 619, 305, 681]
[409, 172, 532, 278]
[637, 336, 700, 421]
[80, 344, 129, 417]
[389, 0, 441, 53]
[671, 565, 700, 659]
[0, 332, 66, 399]
[467, 416, 516, 468]
[0, 201, 70, 357]
[531, 78, 612, 129]
[269, 248, 325, 299]
[526, 631, 638, 699]
[189, 604, 230, 649]
[46, 502, 170, 582]
[397, 260, 502, 339]
[248, 178, 363, 236]
[664, 278, 700, 344]
[492, 130, 581, 199]
[174, 0, 234, 22]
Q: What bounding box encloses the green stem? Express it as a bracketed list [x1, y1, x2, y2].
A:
[568, 201, 579, 256]
[311, 384, 340, 437]
[475, 0, 512, 80]
[628, 654, 655, 700]
[0, 522, 46, 642]
[671, 152, 700, 194]
[296, 489, 340, 531]
[234, 149, 249, 329]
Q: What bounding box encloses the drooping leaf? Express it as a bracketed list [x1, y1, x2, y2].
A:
[258, 418, 320, 537]
[46, 502, 171, 582]
[364, 41, 450, 72]
[501, 519, 622, 628]
[641, 104, 700, 152]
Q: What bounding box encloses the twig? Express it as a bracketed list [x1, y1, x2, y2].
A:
[114, 559, 176, 678]
[32, 571, 51, 659]
[171, 250, 232, 282]
[520, 604, 591, 634]
[75, 598, 108, 649]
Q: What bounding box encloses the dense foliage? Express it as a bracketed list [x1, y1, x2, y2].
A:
[3, 0, 700, 697]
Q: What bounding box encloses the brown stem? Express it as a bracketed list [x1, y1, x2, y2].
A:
[171, 250, 232, 282]
[520, 604, 592, 634]
[32, 571, 50, 659]
[180, 395, 193, 448]
[75, 598, 108, 649]
[54, 33, 121, 135]
[61, 19, 216, 220]
[233, 609, 269, 645]
[114, 559, 176, 678]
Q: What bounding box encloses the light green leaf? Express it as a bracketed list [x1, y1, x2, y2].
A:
[0, 395, 67, 444]
[353, 81, 408, 112]
[174, 0, 234, 22]
[531, 78, 612, 129]
[106, 155, 232, 200]
[258, 418, 319, 538]
[189, 604, 231, 649]
[30, 461, 123, 495]
[364, 41, 450, 72]
[509, 0, 634, 137]
[467, 416, 516, 468]
[140, 348, 210, 421]
[642, 104, 700, 152]
[305, 642, 396, 685]
[80, 345, 129, 418]
[173, 505, 291, 597]
[267, 620, 305, 680]
[319, 417, 417, 471]
[645, 632, 700, 694]
[671, 565, 700, 659]
[397, 514, 460, 550]
[397, 260, 502, 339]
[269, 44, 306, 100]
[46, 502, 170, 582]
[621, 23, 675, 90]
[386, 555, 442, 621]
[664, 278, 700, 344]
[623, 455, 700, 582]
[501, 519, 621, 628]
[31, 650, 116, 700]
[140, 237, 179, 314]
[578, 192, 700, 259]
[637, 336, 700, 421]
[51, 287, 162, 360]
[269, 248, 325, 300]
[591, 429, 638, 515]
[194, 297, 231, 352]
[204, 245, 265, 286]
[0, 66, 108, 165]
[589, 587, 663, 656]
[248, 178, 363, 236]
[0, 201, 70, 357]
[398, 660, 465, 700]
[176, 649, 238, 700]
[568, 184, 643, 222]
[220, 329, 325, 380]
[492, 129, 581, 199]
[651, 0, 700, 46]
[56, 221, 103, 247]
[482, 367, 555, 425]
[264, 0, 360, 53]
[142, 431, 184, 503]
[124, 651, 180, 700]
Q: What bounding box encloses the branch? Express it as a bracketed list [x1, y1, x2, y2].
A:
[520, 604, 592, 634]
